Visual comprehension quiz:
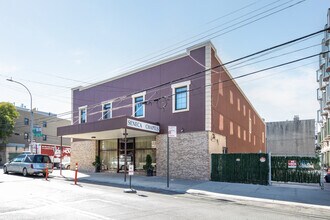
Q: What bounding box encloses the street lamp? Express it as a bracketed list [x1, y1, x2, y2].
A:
[6, 78, 34, 152]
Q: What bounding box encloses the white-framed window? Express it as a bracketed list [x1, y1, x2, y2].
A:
[171, 81, 191, 113]
[102, 102, 112, 120]
[132, 91, 146, 118]
[79, 106, 87, 124]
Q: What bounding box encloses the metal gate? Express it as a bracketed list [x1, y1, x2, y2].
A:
[211, 153, 269, 185]
[271, 156, 321, 183]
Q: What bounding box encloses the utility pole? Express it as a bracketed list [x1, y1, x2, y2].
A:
[7, 78, 34, 152]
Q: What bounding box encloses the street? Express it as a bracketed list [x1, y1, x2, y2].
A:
[0, 170, 330, 220]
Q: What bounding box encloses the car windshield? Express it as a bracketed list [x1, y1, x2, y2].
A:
[33, 155, 51, 163]
[13, 155, 26, 162]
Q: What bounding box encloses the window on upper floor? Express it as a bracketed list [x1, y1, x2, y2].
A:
[219, 114, 224, 131]
[132, 92, 146, 118]
[43, 135, 47, 141]
[230, 121, 234, 135]
[79, 106, 87, 124]
[237, 125, 241, 139]
[230, 90, 233, 104]
[24, 118, 29, 125]
[237, 98, 240, 111]
[24, 132, 29, 140]
[42, 121, 47, 127]
[102, 102, 112, 120]
[171, 81, 191, 113]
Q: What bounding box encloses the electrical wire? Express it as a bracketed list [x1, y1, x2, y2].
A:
[6, 27, 327, 130]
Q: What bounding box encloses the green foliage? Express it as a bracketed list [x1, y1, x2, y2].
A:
[144, 154, 153, 171]
[271, 156, 320, 183]
[211, 153, 269, 185]
[0, 102, 19, 143]
[92, 155, 101, 167]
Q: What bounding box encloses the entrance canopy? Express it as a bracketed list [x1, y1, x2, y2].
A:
[57, 116, 160, 140]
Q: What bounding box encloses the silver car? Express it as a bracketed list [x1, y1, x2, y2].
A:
[3, 154, 53, 177]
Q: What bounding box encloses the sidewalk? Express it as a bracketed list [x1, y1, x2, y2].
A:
[50, 170, 330, 209]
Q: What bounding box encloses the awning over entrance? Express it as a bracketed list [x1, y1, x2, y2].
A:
[57, 116, 160, 140]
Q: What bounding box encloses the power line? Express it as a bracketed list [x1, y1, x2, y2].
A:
[8, 27, 328, 129]
[13, 50, 325, 130]
[2, 0, 306, 108]
[97, 0, 306, 77]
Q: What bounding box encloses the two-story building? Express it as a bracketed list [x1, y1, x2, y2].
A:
[58, 41, 266, 180]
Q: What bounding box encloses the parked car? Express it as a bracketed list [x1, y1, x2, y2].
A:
[60, 162, 71, 170]
[3, 154, 53, 177]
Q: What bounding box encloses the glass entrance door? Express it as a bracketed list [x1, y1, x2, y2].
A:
[117, 138, 135, 172]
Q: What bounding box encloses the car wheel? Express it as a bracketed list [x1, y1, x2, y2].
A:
[22, 168, 28, 177]
[66, 165, 70, 170]
[3, 166, 8, 174]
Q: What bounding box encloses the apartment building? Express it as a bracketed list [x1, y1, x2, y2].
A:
[317, 8, 330, 168]
[0, 105, 70, 164]
[58, 41, 266, 180]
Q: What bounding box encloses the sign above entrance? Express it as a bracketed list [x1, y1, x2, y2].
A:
[127, 118, 160, 133]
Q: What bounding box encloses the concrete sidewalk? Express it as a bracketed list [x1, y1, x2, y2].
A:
[50, 170, 330, 209]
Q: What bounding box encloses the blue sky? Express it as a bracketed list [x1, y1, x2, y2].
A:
[0, 0, 329, 122]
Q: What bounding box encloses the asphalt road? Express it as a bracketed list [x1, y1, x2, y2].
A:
[0, 170, 329, 220]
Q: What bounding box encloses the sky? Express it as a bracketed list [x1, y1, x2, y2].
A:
[0, 0, 329, 122]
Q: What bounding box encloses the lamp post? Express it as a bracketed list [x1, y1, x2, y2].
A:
[7, 78, 34, 152]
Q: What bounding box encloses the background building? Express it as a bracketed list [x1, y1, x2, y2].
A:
[0, 105, 71, 164]
[316, 8, 330, 168]
[58, 41, 265, 180]
[267, 116, 315, 156]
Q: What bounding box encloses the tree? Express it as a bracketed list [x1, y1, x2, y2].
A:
[0, 102, 19, 143]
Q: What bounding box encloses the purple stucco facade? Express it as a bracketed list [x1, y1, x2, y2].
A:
[72, 47, 206, 133]
[58, 41, 265, 180]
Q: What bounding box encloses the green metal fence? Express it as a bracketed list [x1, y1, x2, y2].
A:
[271, 156, 320, 183]
[211, 153, 269, 185]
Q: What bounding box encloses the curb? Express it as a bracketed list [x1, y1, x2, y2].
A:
[50, 174, 330, 210]
[186, 189, 330, 210]
[50, 174, 187, 195]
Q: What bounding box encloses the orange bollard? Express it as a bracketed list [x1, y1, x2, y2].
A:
[74, 162, 78, 185]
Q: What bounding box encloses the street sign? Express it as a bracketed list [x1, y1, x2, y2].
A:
[168, 126, 177, 138]
[33, 126, 43, 137]
[129, 165, 134, 176]
[288, 160, 297, 168]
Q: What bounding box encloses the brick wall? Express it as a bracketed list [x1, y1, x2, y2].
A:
[70, 140, 96, 172]
[156, 131, 210, 180]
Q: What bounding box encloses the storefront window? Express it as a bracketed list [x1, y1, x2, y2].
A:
[100, 139, 117, 170]
[135, 136, 156, 170]
[100, 136, 156, 171]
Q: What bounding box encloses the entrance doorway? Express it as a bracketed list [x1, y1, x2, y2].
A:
[117, 138, 135, 172]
